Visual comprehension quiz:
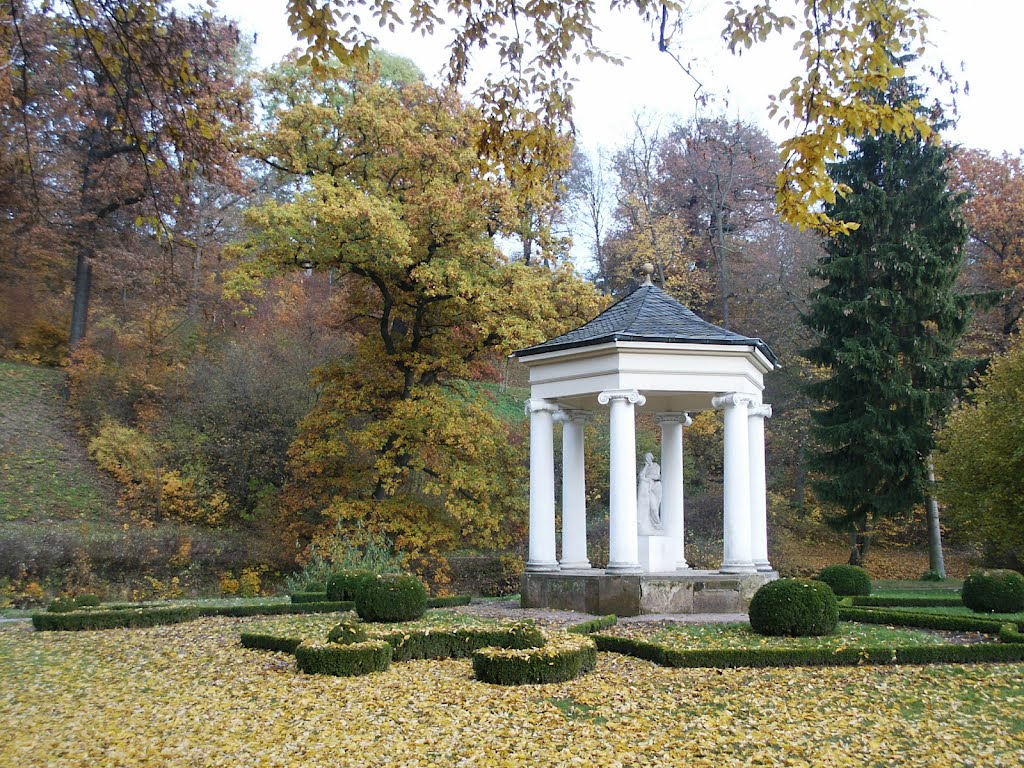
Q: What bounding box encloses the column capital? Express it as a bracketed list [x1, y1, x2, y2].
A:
[525, 398, 561, 416]
[655, 411, 693, 427]
[598, 389, 646, 407]
[711, 393, 755, 410]
[554, 408, 592, 424]
[749, 404, 773, 419]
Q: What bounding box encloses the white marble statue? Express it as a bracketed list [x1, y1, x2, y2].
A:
[636, 452, 663, 534]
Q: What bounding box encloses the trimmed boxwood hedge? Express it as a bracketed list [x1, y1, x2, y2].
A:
[327, 620, 368, 645]
[472, 634, 597, 685]
[567, 615, 618, 634]
[294, 640, 392, 676]
[240, 633, 302, 654]
[838, 606, 1016, 633]
[197, 601, 354, 618]
[851, 596, 963, 608]
[355, 574, 428, 623]
[591, 633, 1024, 668]
[962, 569, 1024, 613]
[75, 593, 101, 607]
[816, 564, 872, 597]
[46, 597, 79, 613]
[32, 606, 200, 631]
[425, 595, 472, 608]
[749, 579, 839, 636]
[290, 591, 329, 604]
[326, 569, 375, 602]
[373, 622, 545, 661]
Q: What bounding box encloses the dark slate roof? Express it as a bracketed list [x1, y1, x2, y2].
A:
[515, 283, 779, 366]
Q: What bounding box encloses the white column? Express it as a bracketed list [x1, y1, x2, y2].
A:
[526, 398, 560, 572]
[748, 404, 773, 572]
[559, 410, 591, 570]
[712, 393, 756, 574]
[657, 412, 692, 571]
[598, 389, 646, 573]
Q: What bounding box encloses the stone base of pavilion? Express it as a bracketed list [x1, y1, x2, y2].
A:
[521, 569, 778, 617]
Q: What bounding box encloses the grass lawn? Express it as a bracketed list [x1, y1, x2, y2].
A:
[605, 622, 952, 651]
[884, 605, 1024, 623]
[2, 614, 1022, 767]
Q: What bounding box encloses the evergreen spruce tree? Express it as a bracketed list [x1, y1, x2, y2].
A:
[803, 79, 977, 565]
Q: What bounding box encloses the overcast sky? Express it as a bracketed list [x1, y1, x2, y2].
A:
[215, 0, 1020, 155]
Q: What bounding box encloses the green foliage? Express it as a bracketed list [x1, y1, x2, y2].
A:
[46, 597, 79, 613]
[936, 338, 1024, 565]
[999, 623, 1024, 644]
[851, 596, 962, 608]
[373, 622, 544, 662]
[355, 574, 427, 623]
[289, 591, 329, 604]
[32, 606, 200, 631]
[74, 594, 101, 607]
[240, 633, 303, 654]
[304, 582, 326, 593]
[472, 634, 597, 686]
[327, 620, 368, 645]
[424, 595, 472, 608]
[749, 579, 839, 637]
[920, 570, 945, 582]
[817, 564, 872, 596]
[838, 606, 1014, 633]
[566, 615, 619, 635]
[961, 570, 1024, 613]
[195, 601, 354, 618]
[294, 640, 392, 677]
[802, 76, 977, 545]
[326, 570, 374, 602]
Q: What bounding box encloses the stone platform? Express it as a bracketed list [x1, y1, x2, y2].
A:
[521, 569, 778, 617]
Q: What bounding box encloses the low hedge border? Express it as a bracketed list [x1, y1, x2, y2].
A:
[591, 633, 1024, 668]
[32, 606, 200, 631]
[567, 615, 618, 634]
[851, 596, 963, 608]
[472, 633, 597, 685]
[838, 606, 1020, 633]
[371, 622, 545, 661]
[290, 592, 329, 604]
[240, 632, 302, 654]
[197, 601, 355, 618]
[425, 595, 472, 608]
[999, 623, 1024, 644]
[294, 640, 392, 677]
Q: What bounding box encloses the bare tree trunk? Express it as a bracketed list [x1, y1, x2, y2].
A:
[925, 456, 947, 578]
[848, 528, 870, 565]
[69, 248, 93, 347]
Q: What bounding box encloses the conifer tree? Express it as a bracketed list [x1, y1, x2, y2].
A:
[802, 79, 977, 565]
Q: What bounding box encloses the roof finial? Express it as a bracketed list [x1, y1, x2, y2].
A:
[641, 262, 655, 287]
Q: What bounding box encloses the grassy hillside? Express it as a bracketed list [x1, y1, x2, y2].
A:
[0, 361, 117, 521]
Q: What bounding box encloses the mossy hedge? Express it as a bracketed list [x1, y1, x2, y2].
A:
[32, 606, 200, 631]
[816, 564, 872, 597]
[472, 634, 597, 685]
[294, 640, 392, 677]
[240, 633, 302, 654]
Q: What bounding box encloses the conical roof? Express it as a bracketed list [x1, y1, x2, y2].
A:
[515, 283, 778, 366]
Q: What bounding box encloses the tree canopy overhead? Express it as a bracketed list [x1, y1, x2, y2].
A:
[283, 0, 934, 235]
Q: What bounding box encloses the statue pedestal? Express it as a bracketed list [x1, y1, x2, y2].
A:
[638, 534, 674, 572]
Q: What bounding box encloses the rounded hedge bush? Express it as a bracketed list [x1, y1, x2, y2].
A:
[326, 569, 374, 602]
[472, 633, 597, 685]
[748, 578, 839, 637]
[816, 564, 872, 596]
[355, 573, 428, 623]
[327, 620, 368, 645]
[961, 569, 1024, 613]
[75, 593, 101, 607]
[46, 597, 78, 613]
[294, 640, 392, 677]
[304, 581, 326, 593]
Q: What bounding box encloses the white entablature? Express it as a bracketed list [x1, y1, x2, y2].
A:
[514, 268, 779, 576]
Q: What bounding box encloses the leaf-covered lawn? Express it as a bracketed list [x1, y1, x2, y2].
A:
[606, 622, 952, 650]
[2, 618, 1022, 767]
[242, 609, 500, 642]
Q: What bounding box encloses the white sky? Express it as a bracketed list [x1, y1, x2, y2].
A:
[214, 0, 1023, 156]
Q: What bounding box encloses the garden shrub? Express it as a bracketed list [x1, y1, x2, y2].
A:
[47, 597, 79, 613]
[240, 633, 302, 654]
[294, 640, 392, 677]
[32, 606, 199, 631]
[326, 569, 374, 602]
[196, 601, 354, 617]
[327, 620, 368, 645]
[355, 573, 427, 623]
[425, 595, 472, 608]
[961, 569, 1024, 613]
[289, 591, 329, 604]
[567, 615, 618, 634]
[304, 581, 326, 593]
[838, 606, 1014, 633]
[374, 622, 544, 661]
[999, 623, 1024, 644]
[75, 593, 101, 607]
[851, 595, 962, 608]
[472, 633, 597, 685]
[816, 564, 872, 596]
[920, 570, 945, 582]
[749, 579, 839, 637]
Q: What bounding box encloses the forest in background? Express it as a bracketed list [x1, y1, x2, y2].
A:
[1, 0, 1022, 601]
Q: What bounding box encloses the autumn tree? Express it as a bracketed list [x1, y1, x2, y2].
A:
[935, 336, 1024, 569]
[233, 70, 602, 579]
[802, 78, 977, 566]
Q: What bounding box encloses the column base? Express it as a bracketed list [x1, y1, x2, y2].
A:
[558, 560, 592, 571]
[605, 562, 642, 574]
[675, 560, 690, 571]
[719, 561, 757, 574]
[525, 560, 560, 573]
[754, 560, 773, 572]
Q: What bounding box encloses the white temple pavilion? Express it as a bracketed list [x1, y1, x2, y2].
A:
[513, 269, 780, 615]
